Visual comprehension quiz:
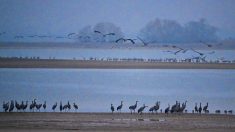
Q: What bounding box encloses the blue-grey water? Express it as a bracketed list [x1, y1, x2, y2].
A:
[0, 48, 235, 61]
[0, 68, 235, 113]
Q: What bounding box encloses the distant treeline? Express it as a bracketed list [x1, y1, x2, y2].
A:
[77, 18, 219, 43]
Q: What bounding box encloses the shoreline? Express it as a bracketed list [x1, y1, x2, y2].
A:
[0, 112, 234, 131]
[0, 58, 235, 69]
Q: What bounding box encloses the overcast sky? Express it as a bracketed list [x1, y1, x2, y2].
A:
[0, 0, 235, 41]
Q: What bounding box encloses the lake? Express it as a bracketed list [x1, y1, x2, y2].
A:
[0, 68, 234, 113]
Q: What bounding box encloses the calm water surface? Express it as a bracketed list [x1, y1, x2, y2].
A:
[0, 68, 234, 113]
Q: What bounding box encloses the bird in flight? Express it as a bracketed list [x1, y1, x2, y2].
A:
[115, 38, 136, 44]
[137, 36, 149, 46]
[0, 32, 6, 36]
[200, 41, 212, 47]
[191, 48, 204, 56]
[191, 56, 207, 62]
[94, 30, 115, 37]
[27, 35, 37, 38]
[14, 35, 24, 39]
[171, 45, 186, 55]
[67, 33, 76, 37]
[208, 51, 215, 54]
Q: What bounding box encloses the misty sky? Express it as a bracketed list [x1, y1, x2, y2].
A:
[0, 0, 235, 42]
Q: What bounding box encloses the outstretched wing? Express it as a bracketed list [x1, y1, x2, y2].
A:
[104, 33, 115, 36]
[94, 30, 102, 34]
[126, 39, 135, 44]
[115, 38, 125, 43]
[67, 33, 76, 37]
[174, 49, 183, 55]
[191, 49, 204, 56]
[137, 36, 148, 46]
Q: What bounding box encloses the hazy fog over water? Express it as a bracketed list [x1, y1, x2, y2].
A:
[0, 0, 235, 42]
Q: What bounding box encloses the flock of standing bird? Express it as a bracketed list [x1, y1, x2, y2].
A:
[111, 101, 233, 115]
[1, 100, 234, 115]
[2, 99, 78, 112]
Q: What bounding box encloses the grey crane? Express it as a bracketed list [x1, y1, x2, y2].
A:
[73, 103, 78, 112]
[3, 101, 9, 112]
[22, 101, 28, 112]
[165, 104, 170, 114]
[15, 101, 21, 112]
[171, 46, 186, 55]
[137, 36, 149, 46]
[62, 104, 67, 111]
[111, 104, 114, 113]
[30, 99, 36, 112]
[94, 30, 115, 37]
[60, 101, 63, 112]
[170, 101, 179, 113]
[63, 101, 71, 112]
[150, 101, 160, 114]
[205, 110, 209, 114]
[138, 104, 148, 114]
[35, 103, 42, 112]
[19, 101, 25, 111]
[208, 51, 215, 54]
[9, 100, 14, 112]
[224, 110, 227, 114]
[68, 33, 76, 37]
[154, 101, 160, 113]
[115, 38, 136, 44]
[179, 101, 187, 113]
[191, 49, 204, 56]
[203, 102, 208, 113]
[52, 102, 57, 112]
[228, 110, 233, 114]
[194, 103, 198, 113]
[215, 110, 221, 114]
[198, 103, 202, 114]
[129, 101, 138, 114]
[175, 101, 181, 112]
[117, 101, 123, 113]
[149, 105, 155, 113]
[43, 101, 46, 111]
[200, 41, 212, 47]
[67, 101, 71, 111]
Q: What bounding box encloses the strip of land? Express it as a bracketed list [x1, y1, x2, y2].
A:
[0, 58, 235, 69]
[0, 112, 234, 132]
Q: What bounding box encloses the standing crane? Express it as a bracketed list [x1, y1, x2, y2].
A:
[117, 101, 123, 113]
[129, 101, 138, 114]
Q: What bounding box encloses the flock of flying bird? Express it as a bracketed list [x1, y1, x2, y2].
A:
[2, 99, 78, 112]
[111, 101, 233, 115]
[0, 30, 220, 61]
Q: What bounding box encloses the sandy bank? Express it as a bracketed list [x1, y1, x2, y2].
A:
[0, 112, 234, 132]
[0, 58, 235, 69]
